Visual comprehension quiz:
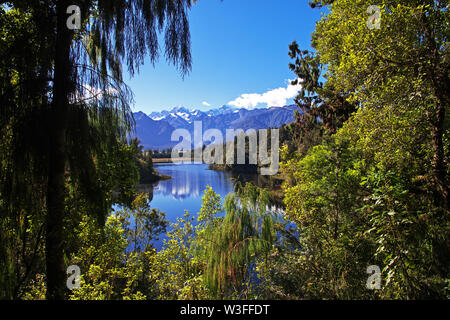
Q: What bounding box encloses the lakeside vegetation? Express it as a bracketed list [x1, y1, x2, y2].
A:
[129, 138, 172, 184]
[1, 0, 448, 300]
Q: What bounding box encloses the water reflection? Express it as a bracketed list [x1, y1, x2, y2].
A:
[134, 163, 283, 250]
[136, 163, 235, 224]
[152, 163, 234, 200]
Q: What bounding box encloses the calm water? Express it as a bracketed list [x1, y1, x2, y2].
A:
[149, 163, 235, 221]
[138, 163, 237, 249]
[117, 163, 285, 250]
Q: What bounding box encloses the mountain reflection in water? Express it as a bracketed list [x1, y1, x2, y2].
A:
[134, 163, 283, 250]
[153, 163, 234, 200]
[136, 163, 235, 224]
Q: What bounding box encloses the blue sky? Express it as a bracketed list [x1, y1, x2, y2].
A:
[124, 0, 325, 114]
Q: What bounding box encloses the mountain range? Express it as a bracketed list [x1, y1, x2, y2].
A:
[133, 105, 298, 150]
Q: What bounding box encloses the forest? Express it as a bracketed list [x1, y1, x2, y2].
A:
[0, 0, 448, 300]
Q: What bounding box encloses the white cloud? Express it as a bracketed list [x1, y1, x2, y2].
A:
[202, 101, 211, 107]
[228, 80, 302, 109]
[74, 84, 119, 103]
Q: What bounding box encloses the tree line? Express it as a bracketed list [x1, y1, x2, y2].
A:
[0, 0, 448, 300]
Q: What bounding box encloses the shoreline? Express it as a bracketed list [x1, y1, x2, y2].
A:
[152, 157, 193, 163]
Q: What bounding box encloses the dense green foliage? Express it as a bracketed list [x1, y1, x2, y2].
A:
[274, 0, 449, 299]
[0, 0, 194, 299]
[129, 137, 166, 184]
[1, 0, 448, 300]
[192, 185, 276, 298]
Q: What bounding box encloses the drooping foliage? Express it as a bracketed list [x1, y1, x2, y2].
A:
[0, 0, 195, 299]
[1, 0, 449, 301]
[192, 184, 276, 298]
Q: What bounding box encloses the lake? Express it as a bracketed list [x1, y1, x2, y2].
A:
[138, 163, 237, 249]
[118, 162, 285, 250]
[149, 163, 235, 220]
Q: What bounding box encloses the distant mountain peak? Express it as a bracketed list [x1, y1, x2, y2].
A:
[134, 111, 150, 120]
[133, 104, 297, 150]
[170, 105, 191, 113]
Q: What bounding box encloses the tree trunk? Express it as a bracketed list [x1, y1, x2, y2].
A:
[46, 1, 73, 300]
[422, 11, 449, 214]
[430, 96, 449, 213]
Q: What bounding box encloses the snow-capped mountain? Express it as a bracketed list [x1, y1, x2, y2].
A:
[133, 105, 297, 150]
[148, 105, 239, 125]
